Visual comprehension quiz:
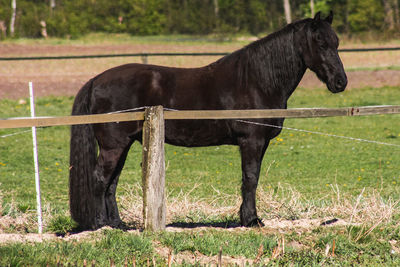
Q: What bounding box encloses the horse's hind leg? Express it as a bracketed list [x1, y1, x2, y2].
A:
[93, 142, 131, 228]
[104, 145, 132, 228]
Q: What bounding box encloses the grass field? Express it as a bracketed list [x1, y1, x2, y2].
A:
[0, 85, 399, 265]
[0, 34, 400, 265]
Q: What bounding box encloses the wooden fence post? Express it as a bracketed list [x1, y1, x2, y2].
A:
[141, 55, 148, 64]
[142, 106, 166, 231]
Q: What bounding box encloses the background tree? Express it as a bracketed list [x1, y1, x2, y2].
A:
[383, 0, 395, 30]
[347, 0, 385, 32]
[283, 0, 292, 23]
[310, 0, 315, 17]
[10, 0, 16, 36]
[0, 0, 398, 39]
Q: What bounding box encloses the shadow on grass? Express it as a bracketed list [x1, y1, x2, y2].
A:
[56, 222, 140, 236]
[167, 220, 241, 229]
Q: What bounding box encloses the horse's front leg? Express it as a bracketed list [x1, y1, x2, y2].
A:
[238, 138, 269, 227]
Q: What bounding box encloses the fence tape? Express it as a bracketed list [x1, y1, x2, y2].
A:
[1, 108, 398, 148]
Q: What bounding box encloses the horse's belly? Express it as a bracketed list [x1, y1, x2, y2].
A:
[164, 120, 233, 147]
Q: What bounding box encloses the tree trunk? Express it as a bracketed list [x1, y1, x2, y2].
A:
[383, 0, 395, 30]
[310, 0, 315, 17]
[283, 0, 292, 24]
[0, 21, 6, 37]
[393, 0, 400, 29]
[345, 2, 350, 33]
[10, 0, 16, 37]
[213, 0, 219, 18]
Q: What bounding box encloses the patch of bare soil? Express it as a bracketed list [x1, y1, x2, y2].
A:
[0, 42, 233, 57]
[0, 225, 131, 244]
[0, 218, 341, 242]
[299, 69, 400, 89]
[0, 233, 56, 243]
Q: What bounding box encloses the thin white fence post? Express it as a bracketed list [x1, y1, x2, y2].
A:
[29, 82, 43, 234]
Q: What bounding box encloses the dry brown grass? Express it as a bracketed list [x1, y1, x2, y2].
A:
[117, 182, 400, 233]
[0, 179, 396, 234]
[257, 183, 399, 224]
[0, 189, 35, 233]
[118, 183, 240, 229]
[0, 180, 398, 235]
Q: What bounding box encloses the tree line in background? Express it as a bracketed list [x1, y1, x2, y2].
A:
[0, 0, 399, 39]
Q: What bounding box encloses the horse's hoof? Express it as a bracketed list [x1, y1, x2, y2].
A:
[242, 218, 264, 227]
[109, 220, 127, 230]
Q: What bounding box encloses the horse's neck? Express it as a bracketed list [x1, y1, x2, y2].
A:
[277, 57, 306, 101]
[244, 31, 307, 104]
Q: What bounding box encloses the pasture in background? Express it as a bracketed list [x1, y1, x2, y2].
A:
[1, 34, 400, 99]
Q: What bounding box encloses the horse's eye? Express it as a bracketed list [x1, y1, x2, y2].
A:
[314, 33, 327, 49]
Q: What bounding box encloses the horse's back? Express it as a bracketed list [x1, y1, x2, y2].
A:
[89, 63, 229, 114]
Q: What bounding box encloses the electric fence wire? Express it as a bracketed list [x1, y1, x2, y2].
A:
[236, 119, 400, 148]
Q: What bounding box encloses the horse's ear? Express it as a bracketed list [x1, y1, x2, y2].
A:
[311, 11, 322, 31]
[314, 11, 321, 21]
[325, 11, 333, 24]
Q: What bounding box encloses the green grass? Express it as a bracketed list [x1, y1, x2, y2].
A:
[159, 230, 277, 258]
[346, 65, 400, 72]
[0, 86, 399, 265]
[0, 229, 154, 266]
[1, 32, 248, 46]
[1, 227, 400, 266]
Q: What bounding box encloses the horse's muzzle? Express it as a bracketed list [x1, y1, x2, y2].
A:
[329, 73, 347, 93]
[335, 74, 347, 92]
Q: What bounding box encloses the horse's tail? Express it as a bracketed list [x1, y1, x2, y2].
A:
[69, 79, 97, 229]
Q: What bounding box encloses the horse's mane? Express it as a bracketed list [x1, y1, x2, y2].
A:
[220, 18, 312, 95]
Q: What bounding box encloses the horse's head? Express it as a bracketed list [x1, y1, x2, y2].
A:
[296, 11, 347, 93]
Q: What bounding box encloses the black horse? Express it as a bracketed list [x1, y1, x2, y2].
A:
[69, 12, 347, 230]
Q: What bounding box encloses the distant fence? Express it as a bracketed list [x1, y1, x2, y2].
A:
[1, 47, 400, 61]
[1, 105, 400, 231]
